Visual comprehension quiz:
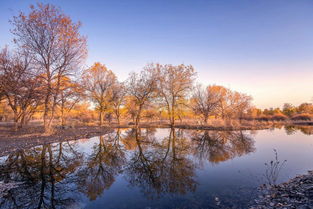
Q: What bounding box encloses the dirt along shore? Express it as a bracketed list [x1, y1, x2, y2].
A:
[0, 125, 113, 157]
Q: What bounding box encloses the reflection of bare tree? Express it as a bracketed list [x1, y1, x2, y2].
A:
[121, 128, 156, 150]
[298, 126, 313, 135]
[0, 128, 258, 208]
[285, 125, 313, 135]
[190, 130, 255, 164]
[125, 128, 197, 199]
[284, 126, 297, 135]
[0, 142, 83, 208]
[77, 130, 126, 200]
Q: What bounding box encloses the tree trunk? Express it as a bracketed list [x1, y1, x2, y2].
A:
[117, 113, 120, 125]
[170, 104, 175, 127]
[43, 73, 54, 133]
[13, 112, 18, 131]
[61, 101, 65, 127]
[204, 114, 209, 124]
[99, 111, 103, 127]
[135, 113, 140, 128]
[135, 106, 143, 128]
[43, 93, 50, 133]
[46, 106, 56, 134]
[115, 106, 121, 125]
[61, 114, 65, 127]
[19, 114, 25, 129]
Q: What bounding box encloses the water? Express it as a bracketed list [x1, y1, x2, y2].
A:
[0, 126, 313, 209]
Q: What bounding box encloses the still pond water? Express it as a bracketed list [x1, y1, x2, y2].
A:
[1, 126, 313, 209]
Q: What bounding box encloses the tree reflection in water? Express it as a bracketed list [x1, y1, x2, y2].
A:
[0, 142, 83, 208]
[189, 130, 255, 164]
[77, 130, 126, 200]
[124, 128, 197, 199]
[284, 125, 313, 135]
[0, 128, 257, 208]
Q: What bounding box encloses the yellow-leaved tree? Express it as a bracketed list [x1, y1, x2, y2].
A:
[82, 62, 117, 126]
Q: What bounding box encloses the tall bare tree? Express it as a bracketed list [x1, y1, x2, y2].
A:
[0, 47, 42, 130]
[82, 62, 117, 126]
[191, 84, 222, 123]
[11, 3, 87, 132]
[155, 64, 196, 126]
[229, 91, 252, 121]
[111, 82, 126, 124]
[126, 67, 157, 127]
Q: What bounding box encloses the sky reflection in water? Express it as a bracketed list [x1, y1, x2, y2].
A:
[0, 126, 313, 209]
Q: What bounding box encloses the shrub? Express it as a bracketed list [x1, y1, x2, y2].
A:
[256, 115, 272, 121]
[272, 113, 288, 121]
[291, 113, 312, 121]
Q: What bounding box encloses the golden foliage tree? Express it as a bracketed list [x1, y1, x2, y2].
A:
[126, 67, 157, 127]
[155, 64, 196, 126]
[11, 3, 87, 132]
[57, 76, 84, 127]
[82, 62, 117, 126]
[191, 84, 222, 123]
[0, 47, 42, 130]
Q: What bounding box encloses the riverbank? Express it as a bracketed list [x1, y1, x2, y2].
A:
[115, 119, 279, 130]
[252, 171, 313, 208]
[0, 120, 311, 157]
[0, 125, 112, 157]
[0, 122, 266, 157]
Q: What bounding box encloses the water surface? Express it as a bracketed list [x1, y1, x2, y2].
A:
[1, 126, 313, 209]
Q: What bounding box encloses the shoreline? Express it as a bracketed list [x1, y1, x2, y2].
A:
[252, 171, 313, 208]
[0, 122, 311, 157]
[0, 126, 112, 157]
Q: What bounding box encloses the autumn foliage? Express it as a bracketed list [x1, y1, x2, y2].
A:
[0, 3, 312, 131]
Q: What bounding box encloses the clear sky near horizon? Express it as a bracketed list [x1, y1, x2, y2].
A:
[1, 0, 313, 109]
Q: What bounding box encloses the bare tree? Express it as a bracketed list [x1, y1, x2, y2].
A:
[229, 91, 252, 121]
[11, 3, 87, 132]
[111, 82, 126, 124]
[205, 86, 252, 121]
[0, 47, 42, 130]
[191, 85, 252, 122]
[82, 62, 117, 126]
[191, 84, 221, 124]
[155, 64, 196, 126]
[126, 67, 157, 127]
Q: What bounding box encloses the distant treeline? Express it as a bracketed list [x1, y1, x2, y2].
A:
[247, 103, 313, 121]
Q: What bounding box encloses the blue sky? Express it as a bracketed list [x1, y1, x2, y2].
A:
[1, 0, 313, 108]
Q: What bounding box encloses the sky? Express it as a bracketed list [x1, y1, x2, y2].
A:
[1, 0, 313, 109]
